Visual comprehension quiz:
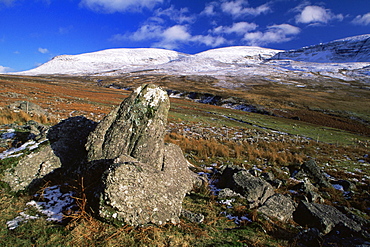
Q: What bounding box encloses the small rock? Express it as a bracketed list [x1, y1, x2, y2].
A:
[258, 194, 297, 222]
[181, 209, 204, 223]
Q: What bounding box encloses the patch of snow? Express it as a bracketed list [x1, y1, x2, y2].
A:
[7, 185, 75, 229]
[143, 87, 168, 107]
[0, 140, 36, 159]
[219, 199, 235, 208]
[221, 211, 252, 225]
[1, 129, 16, 139]
[7, 212, 39, 230]
[332, 184, 344, 191]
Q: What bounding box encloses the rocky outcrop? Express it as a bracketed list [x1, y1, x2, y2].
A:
[271, 34, 370, 62]
[2, 145, 62, 191]
[293, 201, 362, 234]
[1, 85, 194, 226]
[292, 160, 331, 188]
[86, 84, 169, 170]
[86, 84, 194, 226]
[2, 116, 96, 191]
[218, 165, 275, 208]
[98, 143, 194, 226]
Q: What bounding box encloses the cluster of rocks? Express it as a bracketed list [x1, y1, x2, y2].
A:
[1, 84, 369, 245]
[2, 84, 194, 226]
[212, 161, 370, 246]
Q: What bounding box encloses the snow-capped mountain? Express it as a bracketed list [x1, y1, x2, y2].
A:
[193, 46, 281, 64]
[271, 34, 370, 63]
[16, 46, 281, 76]
[19, 48, 186, 75]
[13, 34, 370, 84]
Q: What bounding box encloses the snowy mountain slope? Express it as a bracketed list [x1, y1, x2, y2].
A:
[12, 35, 370, 84]
[194, 46, 282, 64]
[18, 48, 187, 75]
[15, 46, 281, 76]
[271, 34, 370, 63]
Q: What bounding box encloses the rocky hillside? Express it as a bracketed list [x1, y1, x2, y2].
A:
[271, 34, 370, 62]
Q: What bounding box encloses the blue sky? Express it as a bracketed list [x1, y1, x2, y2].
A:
[1, 0, 369, 72]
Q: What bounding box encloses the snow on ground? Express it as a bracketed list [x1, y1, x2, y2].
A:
[0, 139, 47, 159]
[6, 185, 75, 230]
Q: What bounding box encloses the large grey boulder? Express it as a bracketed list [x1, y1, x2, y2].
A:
[218, 166, 275, 208]
[99, 143, 194, 226]
[258, 194, 297, 222]
[86, 84, 169, 170]
[86, 84, 194, 226]
[293, 201, 362, 234]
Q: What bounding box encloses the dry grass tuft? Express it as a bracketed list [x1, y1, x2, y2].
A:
[0, 108, 57, 125]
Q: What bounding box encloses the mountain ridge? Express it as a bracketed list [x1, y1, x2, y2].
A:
[13, 34, 370, 78]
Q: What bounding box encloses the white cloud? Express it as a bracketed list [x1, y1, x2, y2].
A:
[162, 25, 191, 42]
[154, 5, 195, 24]
[0, 65, 12, 73]
[221, 0, 270, 18]
[295, 5, 343, 24]
[352, 12, 370, 26]
[79, 0, 164, 13]
[38, 47, 49, 54]
[119, 22, 227, 50]
[191, 35, 227, 47]
[201, 3, 216, 16]
[213, 22, 258, 35]
[243, 24, 300, 46]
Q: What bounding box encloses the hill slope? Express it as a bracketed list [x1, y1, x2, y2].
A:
[271, 34, 370, 62]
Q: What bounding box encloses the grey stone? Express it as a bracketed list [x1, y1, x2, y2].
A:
[2, 116, 96, 192]
[86, 84, 170, 171]
[294, 160, 331, 188]
[293, 201, 362, 234]
[293, 180, 323, 203]
[2, 145, 62, 191]
[87, 85, 194, 226]
[334, 179, 356, 191]
[8, 101, 49, 116]
[258, 194, 297, 222]
[218, 188, 244, 199]
[260, 172, 275, 182]
[218, 166, 275, 208]
[99, 143, 194, 226]
[181, 209, 205, 223]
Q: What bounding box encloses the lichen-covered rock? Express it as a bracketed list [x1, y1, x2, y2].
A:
[99, 143, 194, 226]
[294, 160, 331, 188]
[2, 145, 62, 191]
[86, 84, 170, 171]
[218, 165, 275, 208]
[2, 116, 97, 192]
[258, 194, 297, 222]
[86, 85, 194, 226]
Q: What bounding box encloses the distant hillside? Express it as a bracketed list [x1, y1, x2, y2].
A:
[271, 34, 370, 63]
[13, 34, 370, 82]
